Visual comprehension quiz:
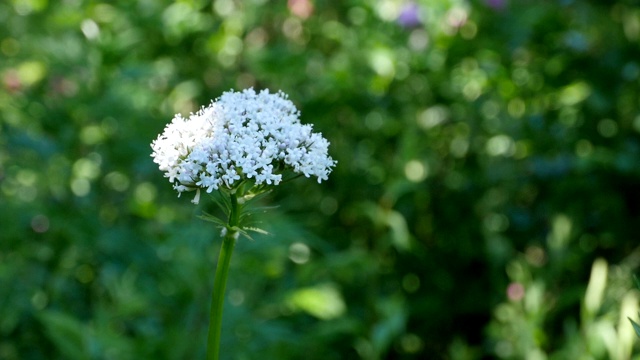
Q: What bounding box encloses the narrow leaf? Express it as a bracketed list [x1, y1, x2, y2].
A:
[243, 226, 270, 236]
[197, 212, 226, 226]
[629, 317, 640, 338]
[38, 311, 90, 360]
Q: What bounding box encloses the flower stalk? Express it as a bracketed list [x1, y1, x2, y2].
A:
[207, 192, 240, 360]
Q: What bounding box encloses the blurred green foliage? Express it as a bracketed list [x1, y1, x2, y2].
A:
[2, 0, 640, 359]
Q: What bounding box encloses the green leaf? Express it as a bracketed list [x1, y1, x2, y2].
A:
[37, 311, 90, 360]
[236, 226, 270, 241]
[243, 226, 270, 236]
[235, 228, 255, 241]
[208, 189, 233, 213]
[629, 316, 640, 338]
[197, 211, 227, 227]
[371, 296, 408, 357]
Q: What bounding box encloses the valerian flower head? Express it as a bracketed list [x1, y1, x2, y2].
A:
[151, 88, 336, 203]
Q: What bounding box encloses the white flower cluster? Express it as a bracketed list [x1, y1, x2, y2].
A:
[151, 88, 336, 202]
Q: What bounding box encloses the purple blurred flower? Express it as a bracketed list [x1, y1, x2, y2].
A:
[397, 3, 422, 28]
[485, 0, 506, 10]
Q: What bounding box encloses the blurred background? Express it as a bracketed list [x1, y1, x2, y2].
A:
[2, 0, 640, 359]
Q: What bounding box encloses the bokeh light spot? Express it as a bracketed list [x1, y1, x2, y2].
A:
[73, 155, 102, 180]
[447, 7, 468, 28]
[408, 29, 429, 51]
[104, 171, 130, 192]
[506, 282, 525, 301]
[99, 204, 119, 224]
[245, 27, 268, 49]
[575, 139, 593, 157]
[376, 0, 400, 21]
[80, 125, 105, 145]
[399, 333, 423, 353]
[320, 196, 338, 215]
[229, 289, 245, 306]
[507, 98, 526, 118]
[75, 264, 95, 284]
[16, 169, 37, 186]
[460, 21, 477, 39]
[404, 160, 428, 183]
[213, 0, 235, 16]
[369, 49, 395, 78]
[365, 111, 384, 130]
[289, 242, 311, 264]
[31, 290, 48, 310]
[450, 136, 469, 158]
[17, 61, 46, 86]
[1, 38, 20, 56]
[402, 273, 420, 293]
[348, 7, 366, 25]
[418, 105, 449, 129]
[134, 182, 157, 203]
[92, 4, 116, 23]
[514, 140, 531, 159]
[512, 68, 530, 87]
[463, 80, 482, 100]
[524, 246, 546, 267]
[559, 81, 591, 106]
[81, 19, 100, 40]
[579, 234, 597, 252]
[31, 214, 49, 233]
[481, 100, 500, 119]
[321, 20, 345, 40]
[486, 135, 515, 157]
[597, 118, 618, 138]
[70, 178, 90, 197]
[483, 213, 509, 233]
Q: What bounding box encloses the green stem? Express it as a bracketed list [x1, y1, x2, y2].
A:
[229, 192, 240, 228]
[207, 192, 240, 360]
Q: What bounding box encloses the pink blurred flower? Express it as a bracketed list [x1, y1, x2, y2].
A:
[507, 282, 525, 301]
[3, 70, 22, 92]
[288, 0, 314, 19]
